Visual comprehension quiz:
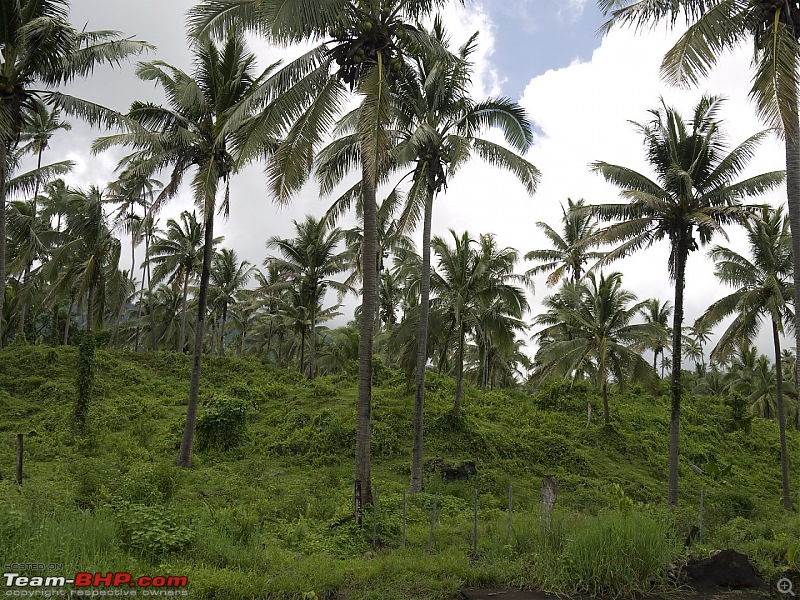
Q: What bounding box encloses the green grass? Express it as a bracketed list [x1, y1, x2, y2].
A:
[0, 345, 798, 598]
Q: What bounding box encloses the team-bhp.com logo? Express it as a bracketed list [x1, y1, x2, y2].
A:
[4, 572, 188, 596]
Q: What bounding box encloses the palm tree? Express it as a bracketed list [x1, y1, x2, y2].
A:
[315, 21, 539, 492]
[640, 298, 672, 375]
[526, 198, 605, 286]
[0, 0, 151, 346]
[6, 197, 59, 339]
[18, 100, 71, 201]
[209, 248, 257, 356]
[698, 205, 794, 508]
[47, 186, 121, 335]
[587, 96, 784, 505]
[190, 0, 464, 506]
[106, 167, 162, 351]
[148, 211, 220, 353]
[685, 321, 713, 371]
[430, 230, 529, 420]
[266, 215, 351, 379]
[599, 0, 800, 506]
[534, 271, 657, 426]
[95, 33, 281, 467]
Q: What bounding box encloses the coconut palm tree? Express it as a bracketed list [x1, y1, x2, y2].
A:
[18, 100, 71, 201]
[430, 230, 529, 420]
[317, 20, 539, 492]
[534, 271, 658, 426]
[148, 211, 221, 354]
[94, 33, 281, 467]
[599, 0, 800, 506]
[190, 0, 465, 506]
[698, 205, 794, 508]
[587, 95, 784, 504]
[6, 197, 60, 338]
[266, 215, 351, 379]
[46, 186, 121, 335]
[640, 298, 672, 375]
[0, 0, 151, 346]
[526, 198, 605, 286]
[209, 248, 257, 356]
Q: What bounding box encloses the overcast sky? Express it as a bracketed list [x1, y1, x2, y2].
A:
[46, 0, 789, 364]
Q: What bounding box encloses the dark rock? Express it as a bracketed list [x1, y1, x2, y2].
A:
[438, 460, 477, 482]
[686, 549, 764, 590]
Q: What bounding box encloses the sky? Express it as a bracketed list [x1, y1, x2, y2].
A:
[46, 0, 790, 366]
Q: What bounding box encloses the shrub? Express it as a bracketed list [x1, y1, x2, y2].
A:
[114, 503, 193, 558]
[196, 396, 249, 451]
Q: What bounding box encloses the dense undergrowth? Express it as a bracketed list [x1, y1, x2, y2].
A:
[0, 345, 798, 599]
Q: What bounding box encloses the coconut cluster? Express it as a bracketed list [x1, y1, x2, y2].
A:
[329, 9, 409, 89]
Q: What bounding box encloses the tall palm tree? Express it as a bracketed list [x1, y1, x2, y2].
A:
[640, 298, 672, 375]
[190, 0, 464, 506]
[47, 186, 121, 335]
[6, 197, 59, 338]
[18, 100, 71, 201]
[534, 272, 657, 425]
[599, 0, 800, 507]
[317, 21, 539, 492]
[209, 248, 257, 356]
[0, 0, 151, 346]
[526, 198, 606, 286]
[698, 205, 794, 508]
[95, 33, 281, 467]
[587, 95, 784, 505]
[106, 167, 162, 351]
[431, 230, 529, 420]
[148, 211, 220, 354]
[266, 215, 351, 379]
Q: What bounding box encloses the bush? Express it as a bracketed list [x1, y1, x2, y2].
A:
[196, 396, 249, 451]
[115, 503, 193, 558]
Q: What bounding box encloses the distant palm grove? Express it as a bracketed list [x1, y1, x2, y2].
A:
[3, 0, 800, 514]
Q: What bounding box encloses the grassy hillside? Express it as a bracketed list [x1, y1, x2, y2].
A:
[0, 345, 798, 599]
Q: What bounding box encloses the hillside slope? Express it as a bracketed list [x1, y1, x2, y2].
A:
[0, 345, 797, 599]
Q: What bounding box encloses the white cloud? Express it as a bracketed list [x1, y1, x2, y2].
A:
[430, 21, 788, 360]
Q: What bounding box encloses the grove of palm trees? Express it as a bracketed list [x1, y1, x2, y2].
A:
[1, 0, 800, 598]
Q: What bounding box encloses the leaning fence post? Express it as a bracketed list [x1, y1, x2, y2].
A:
[507, 486, 513, 544]
[473, 489, 478, 555]
[699, 489, 704, 544]
[15, 434, 23, 486]
[428, 492, 439, 553]
[401, 489, 407, 547]
[372, 484, 378, 546]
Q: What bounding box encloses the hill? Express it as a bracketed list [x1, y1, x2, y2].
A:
[0, 345, 798, 599]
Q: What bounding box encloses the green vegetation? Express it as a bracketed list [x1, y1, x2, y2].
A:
[1, 345, 798, 599]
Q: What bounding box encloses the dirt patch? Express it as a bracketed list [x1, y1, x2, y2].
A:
[685, 549, 766, 591]
[461, 591, 553, 600]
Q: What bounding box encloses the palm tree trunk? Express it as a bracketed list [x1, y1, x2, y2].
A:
[0, 141, 8, 348]
[785, 112, 800, 510]
[602, 379, 610, 426]
[668, 241, 688, 506]
[219, 302, 227, 356]
[309, 301, 317, 380]
[63, 294, 75, 345]
[17, 262, 32, 338]
[176, 211, 214, 468]
[180, 271, 189, 353]
[452, 321, 465, 420]
[772, 318, 793, 509]
[86, 283, 95, 335]
[411, 194, 434, 493]
[355, 160, 377, 508]
[299, 327, 306, 375]
[147, 238, 156, 351]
